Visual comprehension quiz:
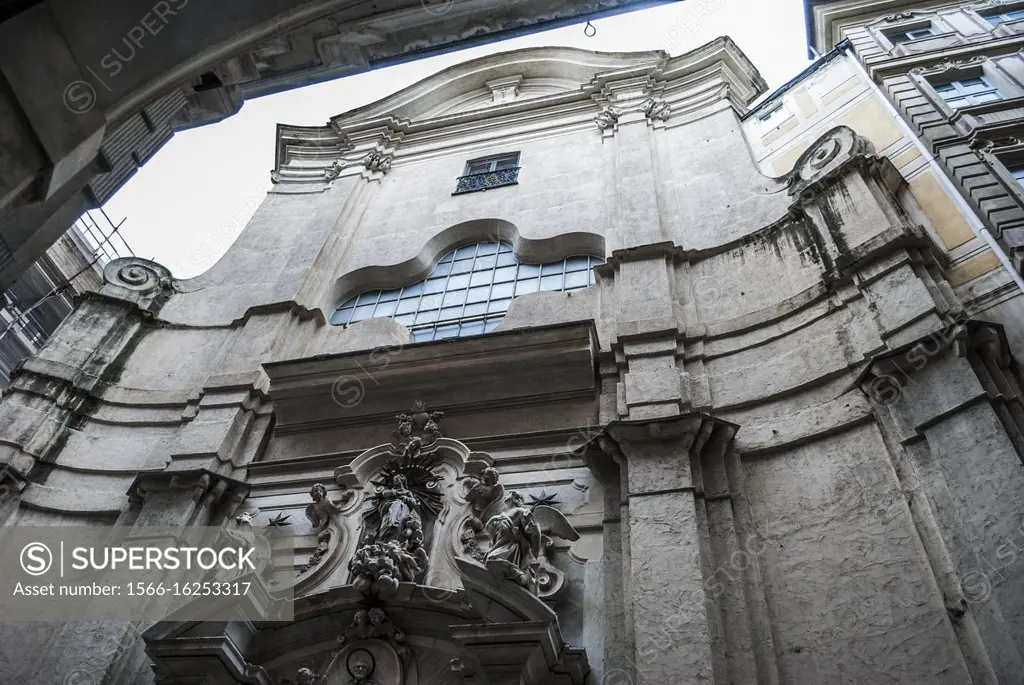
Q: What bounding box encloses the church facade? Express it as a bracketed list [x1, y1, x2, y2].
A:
[5, 3, 1024, 684]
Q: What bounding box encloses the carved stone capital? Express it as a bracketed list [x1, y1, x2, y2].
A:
[642, 97, 671, 121]
[361, 150, 393, 175]
[605, 413, 737, 498]
[594, 105, 619, 130]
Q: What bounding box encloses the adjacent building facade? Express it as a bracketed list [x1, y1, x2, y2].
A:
[0, 212, 120, 389]
[5, 2, 1024, 684]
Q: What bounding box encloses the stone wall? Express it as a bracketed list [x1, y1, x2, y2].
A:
[3, 41, 1024, 684]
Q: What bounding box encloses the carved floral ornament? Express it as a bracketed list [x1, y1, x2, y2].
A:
[909, 54, 989, 75]
[882, 11, 918, 22]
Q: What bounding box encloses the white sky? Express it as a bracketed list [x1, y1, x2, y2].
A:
[105, 0, 811, 279]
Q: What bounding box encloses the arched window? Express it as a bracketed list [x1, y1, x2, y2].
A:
[331, 241, 604, 342]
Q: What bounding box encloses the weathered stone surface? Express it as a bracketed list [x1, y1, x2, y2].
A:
[3, 36, 1024, 685]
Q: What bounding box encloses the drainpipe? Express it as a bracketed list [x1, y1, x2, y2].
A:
[843, 45, 1024, 294]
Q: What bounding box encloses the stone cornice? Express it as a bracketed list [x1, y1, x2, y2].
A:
[262, 321, 598, 433]
[271, 40, 765, 179]
[867, 29, 1024, 79]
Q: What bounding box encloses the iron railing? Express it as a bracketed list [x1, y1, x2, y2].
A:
[72, 208, 134, 265]
[453, 167, 520, 195]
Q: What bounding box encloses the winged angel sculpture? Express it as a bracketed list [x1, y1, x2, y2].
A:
[477, 486, 580, 591]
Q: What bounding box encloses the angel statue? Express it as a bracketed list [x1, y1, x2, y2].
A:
[301, 483, 353, 575]
[305, 483, 341, 531]
[464, 467, 504, 526]
[376, 474, 421, 544]
[484, 491, 580, 591]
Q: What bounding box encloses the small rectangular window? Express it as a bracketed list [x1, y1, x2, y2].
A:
[933, 76, 1004, 109]
[454, 152, 521, 194]
[885, 26, 935, 45]
[757, 104, 789, 129]
[1007, 162, 1024, 185]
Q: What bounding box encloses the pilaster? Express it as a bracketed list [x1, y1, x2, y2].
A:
[594, 77, 672, 251]
[604, 413, 737, 685]
[860, 321, 1024, 682]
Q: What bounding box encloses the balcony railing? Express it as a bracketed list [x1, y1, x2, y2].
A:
[453, 167, 520, 195]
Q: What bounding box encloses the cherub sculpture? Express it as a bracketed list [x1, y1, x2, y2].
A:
[293, 667, 326, 685]
[483, 491, 579, 591]
[464, 467, 504, 527]
[305, 483, 341, 531]
[301, 483, 353, 575]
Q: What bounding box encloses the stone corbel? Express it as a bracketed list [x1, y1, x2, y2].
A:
[594, 98, 671, 134]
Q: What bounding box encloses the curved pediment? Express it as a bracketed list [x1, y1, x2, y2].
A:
[330, 46, 667, 126]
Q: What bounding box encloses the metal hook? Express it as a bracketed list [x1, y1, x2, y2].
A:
[584, 20, 596, 37]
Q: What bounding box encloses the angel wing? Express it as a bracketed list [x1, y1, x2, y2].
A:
[532, 505, 580, 542]
[305, 503, 323, 529]
[479, 484, 506, 522]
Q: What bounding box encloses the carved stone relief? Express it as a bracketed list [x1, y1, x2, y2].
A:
[595, 106, 619, 130]
[787, 125, 875, 198]
[641, 97, 671, 121]
[348, 404, 446, 597]
[102, 256, 174, 293]
[909, 54, 989, 75]
[455, 465, 580, 601]
[362, 150, 394, 174]
[299, 483, 354, 574]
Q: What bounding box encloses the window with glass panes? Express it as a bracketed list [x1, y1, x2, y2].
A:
[1009, 164, 1024, 185]
[331, 242, 604, 342]
[985, 9, 1024, 25]
[933, 76, 1004, 108]
[885, 27, 935, 44]
[464, 153, 519, 176]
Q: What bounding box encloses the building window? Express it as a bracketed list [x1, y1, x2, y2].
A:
[933, 76, 1005, 108]
[757, 104, 789, 129]
[454, 153, 520, 194]
[331, 241, 604, 342]
[1007, 163, 1024, 185]
[985, 9, 1024, 25]
[885, 26, 935, 44]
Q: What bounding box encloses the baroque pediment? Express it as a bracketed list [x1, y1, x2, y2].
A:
[329, 46, 667, 126]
